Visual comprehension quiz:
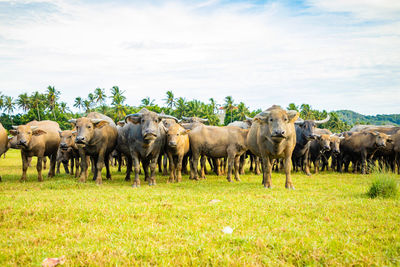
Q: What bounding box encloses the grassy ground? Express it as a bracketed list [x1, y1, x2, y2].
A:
[0, 149, 400, 266]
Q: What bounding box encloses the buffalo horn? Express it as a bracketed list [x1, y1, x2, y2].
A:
[68, 119, 77, 124]
[12, 125, 18, 129]
[294, 118, 304, 124]
[159, 114, 178, 122]
[314, 115, 330, 125]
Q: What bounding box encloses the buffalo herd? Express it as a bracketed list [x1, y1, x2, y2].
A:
[0, 105, 399, 188]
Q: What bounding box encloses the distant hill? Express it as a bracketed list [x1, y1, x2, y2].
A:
[335, 110, 400, 126]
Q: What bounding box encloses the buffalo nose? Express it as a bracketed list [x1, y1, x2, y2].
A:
[19, 140, 27, 145]
[169, 141, 177, 147]
[76, 136, 85, 142]
[60, 143, 68, 148]
[324, 146, 330, 150]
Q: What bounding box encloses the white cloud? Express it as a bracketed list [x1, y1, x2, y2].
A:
[0, 0, 399, 115]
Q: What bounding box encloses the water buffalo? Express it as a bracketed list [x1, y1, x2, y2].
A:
[125, 109, 177, 187]
[115, 121, 133, 181]
[10, 120, 61, 182]
[246, 105, 299, 188]
[189, 124, 248, 182]
[339, 131, 392, 174]
[229, 117, 259, 175]
[69, 112, 118, 184]
[57, 130, 80, 177]
[309, 134, 331, 174]
[0, 122, 8, 181]
[164, 122, 190, 182]
[292, 115, 330, 175]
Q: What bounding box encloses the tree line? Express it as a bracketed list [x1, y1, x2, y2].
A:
[0, 86, 351, 132]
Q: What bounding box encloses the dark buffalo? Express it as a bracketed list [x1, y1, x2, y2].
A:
[339, 131, 392, 174]
[115, 121, 133, 181]
[309, 134, 331, 174]
[246, 105, 299, 188]
[10, 120, 61, 182]
[57, 130, 80, 177]
[125, 108, 177, 187]
[69, 112, 118, 184]
[292, 115, 330, 176]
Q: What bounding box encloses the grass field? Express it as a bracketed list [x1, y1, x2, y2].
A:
[0, 149, 400, 266]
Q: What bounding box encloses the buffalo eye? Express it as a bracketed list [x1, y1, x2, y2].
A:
[269, 118, 273, 122]
[284, 118, 288, 122]
[28, 132, 31, 134]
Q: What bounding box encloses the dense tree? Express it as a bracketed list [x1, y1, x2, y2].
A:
[0, 86, 390, 132]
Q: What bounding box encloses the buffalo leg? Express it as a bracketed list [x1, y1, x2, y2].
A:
[261, 156, 272, 188]
[176, 155, 183, 182]
[226, 154, 234, 182]
[37, 156, 43, 182]
[20, 152, 29, 182]
[190, 153, 200, 181]
[105, 154, 111, 180]
[239, 154, 245, 175]
[200, 155, 206, 179]
[284, 156, 294, 189]
[149, 158, 157, 186]
[167, 153, 175, 183]
[70, 157, 74, 175]
[63, 161, 69, 174]
[234, 155, 241, 181]
[132, 155, 141, 187]
[255, 157, 261, 175]
[48, 153, 56, 178]
[95, 150, 106, 185]
[125, 156, 132, 181]
[78, 150, 88, 182]
[75, 156, 80, 178]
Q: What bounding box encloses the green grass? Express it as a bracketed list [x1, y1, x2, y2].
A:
[368, 172, 399, 199]
[1, 149, 400, 266]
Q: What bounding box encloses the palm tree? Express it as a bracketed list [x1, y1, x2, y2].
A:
[223, 96, 236, 123]
[0, 92, 4, 112]
[83, 100, 92, 113]
[59, 102, 69, 113]
[141, 97, 155, 107]
[110, 86, 126, 106]
[16, 93, 30, 113]
[163, 90, 175, 108]
[287, 103, 299, 111]
[30, 91, 43, 120]
[236, 102, 249, 121]
[87, 93, 96, 108]
[94, 88, 106, 105]
[3, 96, 15, 124]
[175, 97, 187, 118]
[74, 97, 83, 113]
[46, 86, 60, 120]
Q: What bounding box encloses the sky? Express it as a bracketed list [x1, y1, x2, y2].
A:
[0, 0, 399, 115]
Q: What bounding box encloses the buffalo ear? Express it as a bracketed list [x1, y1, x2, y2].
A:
[33, 129, 47, 136]
[117, 121, 125, 127]
[287, 111, 299, 123]
[93, 120, 109, 128]
[9, 130, 17, 136]
[181, 129, 190, 135]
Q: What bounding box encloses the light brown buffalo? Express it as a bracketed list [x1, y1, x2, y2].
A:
[0, 122, 8, 181]
[10, 120, 61, 182]
[164, 122, 190, 182]
[246, 105, 299, 188]
[69, 112, 118, 184]
[189, 125, 248, 182]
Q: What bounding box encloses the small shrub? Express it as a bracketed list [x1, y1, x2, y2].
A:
[367, 176, 399, 199]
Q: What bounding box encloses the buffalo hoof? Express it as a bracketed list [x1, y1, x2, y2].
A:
[263, 185, 272, 189]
